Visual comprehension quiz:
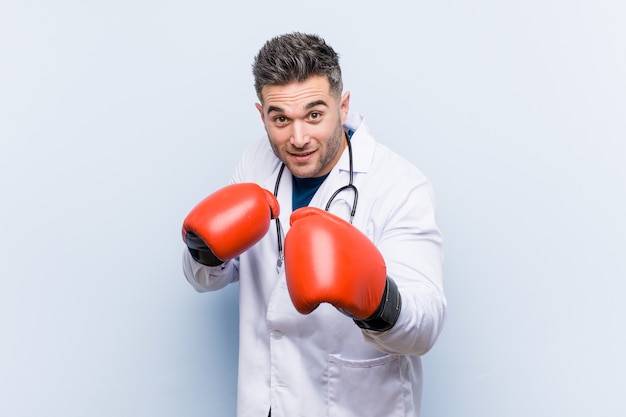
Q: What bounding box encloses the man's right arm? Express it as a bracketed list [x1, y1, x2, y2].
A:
[181, 182, 280, 292]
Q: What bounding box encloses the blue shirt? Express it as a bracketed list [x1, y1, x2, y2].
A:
[292, 173, 329, 210]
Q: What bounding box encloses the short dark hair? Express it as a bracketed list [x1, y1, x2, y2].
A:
[252, 32, 343, 102]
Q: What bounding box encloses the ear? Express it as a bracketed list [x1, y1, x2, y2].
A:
[255, 102, 265, 124]
[340, 91, 351, 124]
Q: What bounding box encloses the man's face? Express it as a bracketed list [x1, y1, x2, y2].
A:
[256, 75, 350, 178]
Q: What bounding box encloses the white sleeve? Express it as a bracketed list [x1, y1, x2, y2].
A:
[182, 248, 239, 292]
[362, 171, 446, 356]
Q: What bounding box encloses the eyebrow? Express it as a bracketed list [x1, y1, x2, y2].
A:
[305, 100, 328, 110]
[266, 100, 329, 115]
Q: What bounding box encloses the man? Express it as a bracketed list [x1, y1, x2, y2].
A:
[182, 32, 446, 417]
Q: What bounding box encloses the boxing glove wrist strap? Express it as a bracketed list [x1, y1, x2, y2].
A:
[353, 277, 402, 332]
[185, 231, 224, 267]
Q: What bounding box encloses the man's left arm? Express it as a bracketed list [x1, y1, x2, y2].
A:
[362, 178, 446, 356]
[283, 177, 445, 356]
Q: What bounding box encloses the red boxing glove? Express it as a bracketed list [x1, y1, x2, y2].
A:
[284, 207, 401, 331]
[182, 183, 279, 265]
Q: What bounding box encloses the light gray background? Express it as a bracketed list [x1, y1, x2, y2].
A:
[1, 1, 625, 416]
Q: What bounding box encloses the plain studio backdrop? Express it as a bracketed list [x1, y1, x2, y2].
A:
[1, 1, 625, 416]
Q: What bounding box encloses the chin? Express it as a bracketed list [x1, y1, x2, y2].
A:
[291, 166, 318, 178]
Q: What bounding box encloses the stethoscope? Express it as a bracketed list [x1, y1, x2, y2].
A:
[273, 131, 358, 268]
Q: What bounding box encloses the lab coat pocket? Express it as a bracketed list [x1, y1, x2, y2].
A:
[328, 354, 405, 417]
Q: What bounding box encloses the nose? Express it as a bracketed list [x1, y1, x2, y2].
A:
[289, 122, 310, 148]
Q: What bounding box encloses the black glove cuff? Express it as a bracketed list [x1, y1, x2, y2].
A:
[353, 277, 402, 332]
[185, 231, 224, 267]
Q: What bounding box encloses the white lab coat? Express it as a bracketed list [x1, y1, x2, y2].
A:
[183, 113, 446, 417]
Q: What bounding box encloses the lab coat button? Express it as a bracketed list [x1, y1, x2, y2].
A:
[271, 330, 283, 340]
[265, 376, 271, 387]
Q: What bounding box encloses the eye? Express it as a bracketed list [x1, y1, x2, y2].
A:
[273, 116, 288, 126]
[309, 112, 321, 121]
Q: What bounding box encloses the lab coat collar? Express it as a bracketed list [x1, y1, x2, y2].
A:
[339, 112, 374, 174]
